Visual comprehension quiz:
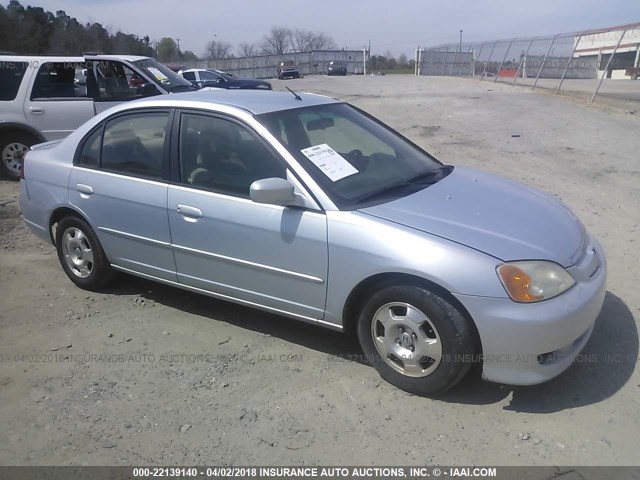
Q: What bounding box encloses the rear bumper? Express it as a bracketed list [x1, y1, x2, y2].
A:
[454, 234, 607, 385]
[19, 180, 52, 244]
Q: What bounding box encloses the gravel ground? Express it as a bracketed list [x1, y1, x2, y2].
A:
[0, 74, 638, 466]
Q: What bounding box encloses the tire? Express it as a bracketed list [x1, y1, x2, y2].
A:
[55, 216, 115, 291]
[631, 73, 638, 80]
[357, 284, 478, 396]
[0, 131, 38, 180]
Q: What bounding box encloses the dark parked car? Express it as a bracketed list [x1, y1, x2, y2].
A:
[277, 61, 300, 79]
[179, 69, 271, 90]
[327, 61, 347, 76]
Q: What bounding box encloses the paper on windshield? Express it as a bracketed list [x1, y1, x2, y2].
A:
[300, 144, 358, 182]
[147, 67, 168, 81]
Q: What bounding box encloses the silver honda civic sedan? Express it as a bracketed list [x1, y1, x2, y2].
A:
[19, 89, 606, 395]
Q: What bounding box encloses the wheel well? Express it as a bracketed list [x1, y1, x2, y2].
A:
[342, 273, 481, 349]
[0, 125, 45, 143]
[48, 207, 88, 244]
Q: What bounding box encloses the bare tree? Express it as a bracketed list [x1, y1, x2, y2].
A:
[310, 32, 336, 50]
[261, 27, 292, 55]
[292, 29, 312, 52]
[238, 41, 258, 58]
[205, 39, 233, 60]
[288, 29, 337, 53]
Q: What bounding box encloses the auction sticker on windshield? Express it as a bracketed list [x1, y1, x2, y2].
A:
[147, 67, 168, 81]
[301, 144, 358, 181]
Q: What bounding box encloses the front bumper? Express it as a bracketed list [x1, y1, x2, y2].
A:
[454, 234, 607, 385]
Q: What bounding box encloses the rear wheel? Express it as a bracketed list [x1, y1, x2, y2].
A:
[631, 72, 638, 80]
[357, 284, 477, 396]
[55, 216, 115, 290]
[0, 132, 38, 180]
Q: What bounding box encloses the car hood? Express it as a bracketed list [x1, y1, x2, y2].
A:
[359, 166, 585, 267]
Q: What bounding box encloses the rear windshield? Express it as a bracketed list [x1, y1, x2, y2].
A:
[0, 61, 28, 101]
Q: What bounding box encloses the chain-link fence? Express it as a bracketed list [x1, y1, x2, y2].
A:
[416, 23, 640, 103]
[180, 49, 366, 79]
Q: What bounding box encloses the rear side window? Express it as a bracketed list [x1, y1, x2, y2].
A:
[0, 62, 28, 101]
[75, 112, 169, 179]
[182, 71, 196, 81]
[31, 62, 88, 99]
[77, 128, 102, 168]
[101, 112, 169, 179]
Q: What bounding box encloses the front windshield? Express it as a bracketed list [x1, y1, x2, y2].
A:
[133, 58, 194, 92]
[257, 103, 446, 209]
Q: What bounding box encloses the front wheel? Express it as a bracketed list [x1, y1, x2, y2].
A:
[357, 284, 478, 396]
[55, 216, 115, 290]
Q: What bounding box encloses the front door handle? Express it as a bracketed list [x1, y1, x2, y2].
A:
[177, 204, 202, 219]
[76, 184, 94, 195]
[29, 106, 44, 114]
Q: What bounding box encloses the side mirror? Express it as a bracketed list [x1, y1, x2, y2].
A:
[250, 178, 296, 206]
[140, 83, 160, 97]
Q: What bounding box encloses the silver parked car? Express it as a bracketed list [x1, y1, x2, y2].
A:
[19, 90, 607, 395]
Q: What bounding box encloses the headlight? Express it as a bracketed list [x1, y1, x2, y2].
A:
[496, 261, 575, 303]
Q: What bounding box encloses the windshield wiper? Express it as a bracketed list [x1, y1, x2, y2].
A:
[353, 165, 452, 205]
[404, 165, 452, 184]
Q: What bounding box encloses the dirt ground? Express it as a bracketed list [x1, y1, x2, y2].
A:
[0, 75, 638, 467]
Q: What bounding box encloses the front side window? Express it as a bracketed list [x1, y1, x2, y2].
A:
[182, 71, 196, 82]
[257, 103, 448, 209]
[0, 61, 28, 101]
[179, 113, 286, 198]
[199, 70, 221, 82]
[31, 62, 88, 99]
[91, 61, 144, 100]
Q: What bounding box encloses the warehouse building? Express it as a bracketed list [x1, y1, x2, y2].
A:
[574, 23, 640, 79]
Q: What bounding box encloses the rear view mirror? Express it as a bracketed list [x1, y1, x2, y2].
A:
[306, 117, 335, 131]
[250, 178, 296, 206]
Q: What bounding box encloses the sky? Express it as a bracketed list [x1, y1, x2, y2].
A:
[23, 0, 640, 56]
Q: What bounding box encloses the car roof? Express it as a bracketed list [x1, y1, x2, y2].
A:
[115, 89, 340, 115]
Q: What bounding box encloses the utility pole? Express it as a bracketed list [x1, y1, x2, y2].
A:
[459, 30, 463, 53]
[176, 38, 181, 61]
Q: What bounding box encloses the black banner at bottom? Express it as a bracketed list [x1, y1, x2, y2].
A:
[0, 466, 638, 480]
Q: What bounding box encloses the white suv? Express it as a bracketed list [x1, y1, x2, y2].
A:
[0, 54, 196, 179]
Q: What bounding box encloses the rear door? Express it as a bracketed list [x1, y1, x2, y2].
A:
[24, 61, 96, 141]
[68, 109, 176, 281]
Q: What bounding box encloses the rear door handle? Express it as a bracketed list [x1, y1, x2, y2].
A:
[76, 184, 94, 195]
[29, 106, 44, 114]
[177, 204, 202, 219]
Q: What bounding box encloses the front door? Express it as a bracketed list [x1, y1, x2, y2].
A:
[84, 58, 155, 115]
[167, 111, 328, 319]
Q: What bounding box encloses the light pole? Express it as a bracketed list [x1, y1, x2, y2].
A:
[459, 30, 463, 52]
